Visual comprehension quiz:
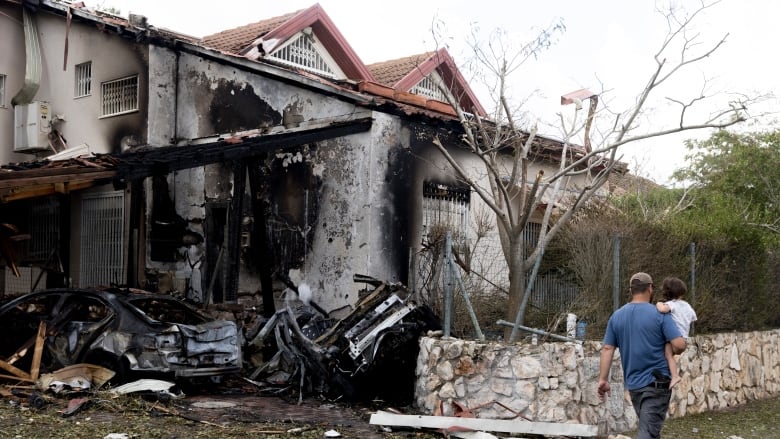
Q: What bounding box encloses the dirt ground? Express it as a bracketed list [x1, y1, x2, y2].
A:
[0, 379, 441, 439]
[3, 376, 779, 439]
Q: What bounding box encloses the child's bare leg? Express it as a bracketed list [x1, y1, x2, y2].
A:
[665, 342, 681, 388]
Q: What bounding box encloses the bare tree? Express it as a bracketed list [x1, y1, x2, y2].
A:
[431, 1, 752, 341]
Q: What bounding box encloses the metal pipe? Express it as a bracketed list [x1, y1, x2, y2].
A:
[443, 232, 453, 337]
[496, 320, 582, 344]
[689, 242, 696, 335]
[449, 256, 484, 340]
[613, 234, 621, 312]
[12, 7, 42, 106]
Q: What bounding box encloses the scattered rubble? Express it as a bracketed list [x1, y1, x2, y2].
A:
[0, 276, 606, 438]
[242, 275, 441, 403]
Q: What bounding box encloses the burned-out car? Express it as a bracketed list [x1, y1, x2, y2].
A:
[0, 288, 242, 381]
[245, 275, 441, 404]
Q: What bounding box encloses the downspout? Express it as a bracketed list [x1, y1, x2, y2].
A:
[172, 47, 179, 144]
[11, 6, 42, 106]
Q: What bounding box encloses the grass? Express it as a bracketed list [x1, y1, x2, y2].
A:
[0, 389, 778, 438]
[627, 396, 780, 439]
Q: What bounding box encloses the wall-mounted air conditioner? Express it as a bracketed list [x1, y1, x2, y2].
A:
[14, 101, 52, 153]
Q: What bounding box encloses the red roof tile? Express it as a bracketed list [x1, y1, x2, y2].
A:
[367, 49, 486, 117]
[200, 5, 373, 81]
[367, 52, 435, 88]
[202, 10, 301, 54]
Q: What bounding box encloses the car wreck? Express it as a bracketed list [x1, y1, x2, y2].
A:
[0, 276, 439, 406]
[243, 275, 441, 404]
[0, 288, 242, 382]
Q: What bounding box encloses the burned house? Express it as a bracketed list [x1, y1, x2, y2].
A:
[0, 1, 610, 323]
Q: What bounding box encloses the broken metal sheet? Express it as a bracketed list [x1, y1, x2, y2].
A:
[245, 275, 441, 403]
[62, 397, 91, 417]
[37, 363, 115, 394]
[110, 378, 182, 399]
[369, 411, 599, 437]
[344, 294, 415, 366]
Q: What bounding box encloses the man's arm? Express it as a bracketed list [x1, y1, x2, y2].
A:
[597, 344, 615, 401]
[669, 336, 686, 355]
[656, 301, 671, 313]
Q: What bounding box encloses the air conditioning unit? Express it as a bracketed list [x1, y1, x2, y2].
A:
[14, 101, 52, 153]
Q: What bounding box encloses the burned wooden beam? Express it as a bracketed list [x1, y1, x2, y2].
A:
[0, 359, 31, 380]
[115, 117, 373, 181]
[30, 321, 47, 381]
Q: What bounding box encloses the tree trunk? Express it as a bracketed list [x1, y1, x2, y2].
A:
[502, 238, 525, 340]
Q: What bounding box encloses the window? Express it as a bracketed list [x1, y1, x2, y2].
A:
[410, 72, 448, 102]
[79, 191, 125, 287]
[421, 182, 470, 246]
[74, 61, 92, 98]
[28, 196, 61, 262]
[0, 74, 6, 107]
[100, 75, 138, 117]
[268, 29, 343, 79]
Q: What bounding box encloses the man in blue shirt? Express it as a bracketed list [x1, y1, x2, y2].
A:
[598, 272, 686, 439]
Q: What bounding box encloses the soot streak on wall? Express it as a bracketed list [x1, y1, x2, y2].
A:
[209, 80, 282, 134]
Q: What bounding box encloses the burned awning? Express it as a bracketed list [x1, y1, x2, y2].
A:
[114, 115, 373, 181]
[0, 159, 118, 203]
[0, 114, 373, 202]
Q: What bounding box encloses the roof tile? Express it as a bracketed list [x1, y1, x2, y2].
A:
[202, 10, 301, 54]
[366, 52, 434, 87]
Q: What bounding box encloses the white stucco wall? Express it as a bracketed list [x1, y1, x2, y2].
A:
[0, 6, 149, 164]
[0, 4, 26, 165]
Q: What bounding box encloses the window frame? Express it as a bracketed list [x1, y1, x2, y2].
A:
[410, 70, 457, 104]
[0, 74, 7, 108]
[268, 28, 345, 80]
[99, 74, 139, 118]
[421, 181, 471, 247]
[74, 61, 92, 98]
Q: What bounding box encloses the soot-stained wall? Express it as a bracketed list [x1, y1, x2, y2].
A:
[146, 52, 415, 311]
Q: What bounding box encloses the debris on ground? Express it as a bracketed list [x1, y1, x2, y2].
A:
[243, 275, 441, 404]
[38, 363, 114, 394]
[110, 378, 184, 400]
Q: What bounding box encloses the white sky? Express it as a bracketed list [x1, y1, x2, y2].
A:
[100, 0, 779, 186]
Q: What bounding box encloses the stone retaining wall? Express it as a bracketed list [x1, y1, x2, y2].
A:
[415, 329, 780, 435]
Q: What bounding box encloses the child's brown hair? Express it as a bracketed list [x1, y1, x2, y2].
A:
[661, 277, 687, 301]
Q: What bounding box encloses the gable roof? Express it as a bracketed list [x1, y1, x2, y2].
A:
[202, 10, 300, 54]
[367, 48, 487, 117]
[368, 52, 435, 87]
[202, 4, 373, 81]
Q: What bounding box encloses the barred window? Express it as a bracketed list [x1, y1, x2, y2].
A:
[79, 191, 125, 287]
[28, 196, 61, 262]
[0, 74, 6, 107]
[268, 29, 342, 79]
[410, 72, 448, 102]
[74, 61, 92, 98]
[100, 75, 138, 117]
[421, 182, 470, 246]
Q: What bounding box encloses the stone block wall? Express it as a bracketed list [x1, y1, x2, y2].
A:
[415, 329, 780, 435]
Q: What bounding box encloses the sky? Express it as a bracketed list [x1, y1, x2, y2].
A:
[100, 0, 778, 186]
